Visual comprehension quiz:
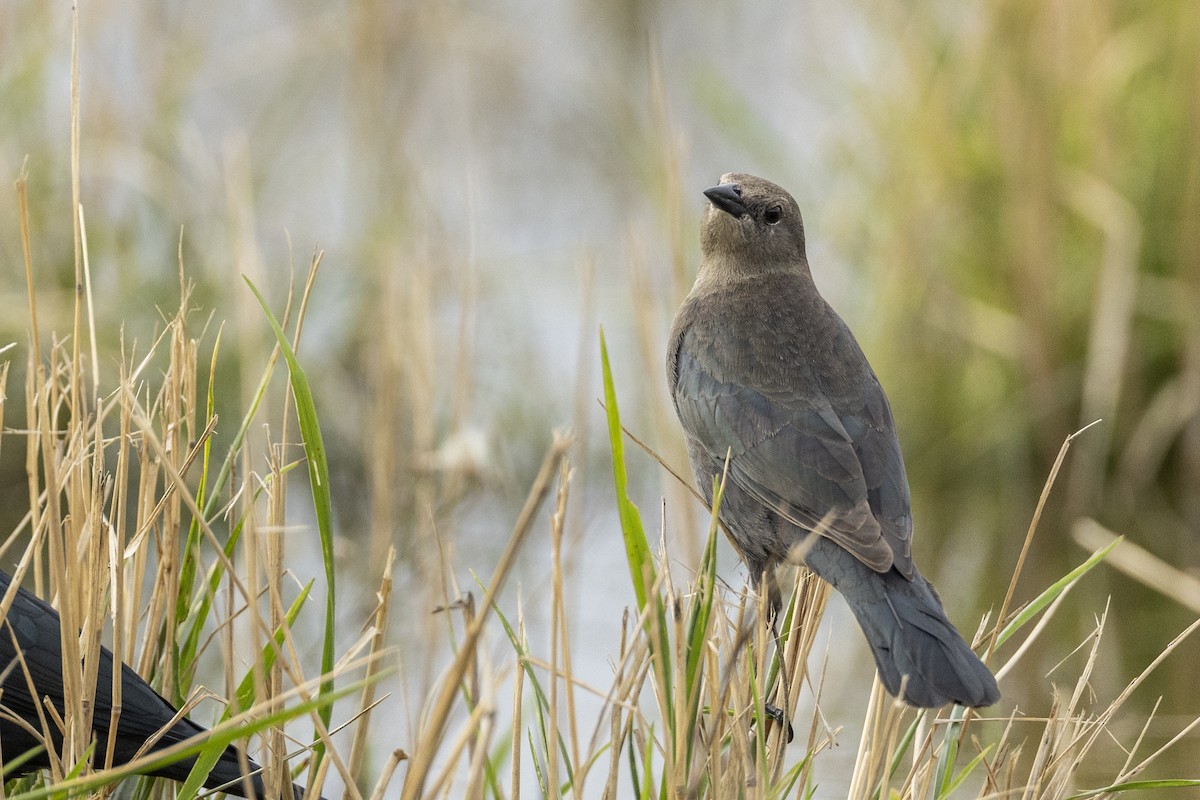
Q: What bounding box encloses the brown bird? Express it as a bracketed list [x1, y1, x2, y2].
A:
[666, 173, 999, 708]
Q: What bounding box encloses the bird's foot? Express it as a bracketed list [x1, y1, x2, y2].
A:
[762, 702, 795, 743]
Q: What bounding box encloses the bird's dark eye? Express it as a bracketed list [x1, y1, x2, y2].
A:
[764, 205, 783, 225]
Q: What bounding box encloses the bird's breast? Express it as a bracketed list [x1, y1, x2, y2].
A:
[685, 281, 858, 402]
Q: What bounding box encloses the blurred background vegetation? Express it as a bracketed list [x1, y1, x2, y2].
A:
[2, 0, 1198, 792]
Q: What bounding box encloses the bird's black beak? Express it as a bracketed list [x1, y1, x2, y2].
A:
[704, 183, 749, 218]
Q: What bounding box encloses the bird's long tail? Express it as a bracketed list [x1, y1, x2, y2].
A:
[804, 538, 1000, 709]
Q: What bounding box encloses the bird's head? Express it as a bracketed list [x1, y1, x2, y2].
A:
[699, 173, 807, 276]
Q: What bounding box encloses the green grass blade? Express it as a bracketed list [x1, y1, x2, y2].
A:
[599, 328, 655, 608]
[933, 704, 964, 798]
[599, 329, 673, 724]
[244, 277, 337, 755]
[765, 751, 814, 800]
[681, 474, 723, 765]
[684, 475, 722, 689]
[222, 580, 315, 723]
[875, 714, 919, 799]
[175, 330, 224, 695]
[175, 736, 230, 800]
[940, 744, 994, 797]
[1069, 779, 1200, 798]
[7, 678, 370, 800]
[995, 536, 1121, 649]
[485, 586, 576, 788]
[0, 745, 47, 780]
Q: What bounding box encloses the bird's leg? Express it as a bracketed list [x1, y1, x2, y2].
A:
[756, 570, 795, 743]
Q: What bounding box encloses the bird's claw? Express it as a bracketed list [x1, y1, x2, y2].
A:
[763, 702, 795, 743]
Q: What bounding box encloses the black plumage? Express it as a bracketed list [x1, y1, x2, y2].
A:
[667, 173, 1000, 708]
[0, 569, 313, 797]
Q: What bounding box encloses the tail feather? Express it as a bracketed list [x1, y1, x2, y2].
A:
[804, 539, 1000, 708]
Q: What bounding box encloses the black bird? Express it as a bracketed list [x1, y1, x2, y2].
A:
[0, 569, 313, 797]
[667, 173, 1000, 708]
